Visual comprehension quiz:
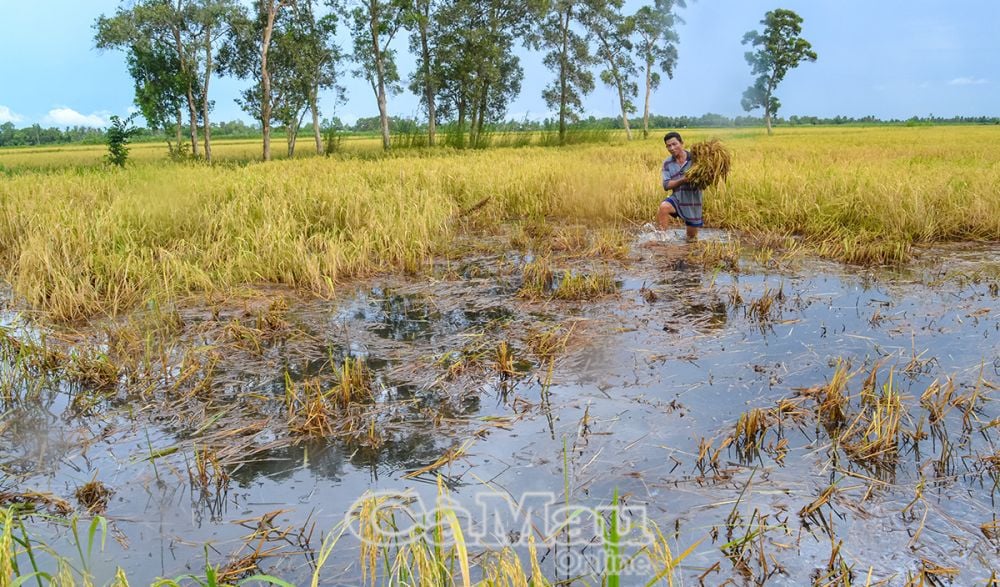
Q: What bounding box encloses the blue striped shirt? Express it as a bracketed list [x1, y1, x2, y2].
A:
[662, 150, 703, 227]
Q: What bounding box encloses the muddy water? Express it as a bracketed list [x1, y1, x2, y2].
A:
[3, 230, 999, 585]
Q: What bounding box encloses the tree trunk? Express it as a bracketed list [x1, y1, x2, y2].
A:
[766, 80, 776, 135]
[310, 86, 322, 154]
[175, 108, 183, 151]
[261, 1, 278, 161]
[558, 9, 570, 145]
[469, 91, 480, 147]
[456, 99, 466, 149]
[288, 107, 309, 158]
[475, 84, 489, 147]
[418, 11, 436, 147]
[370, 2, 391, 150]
[186, 87, 200, 157]
[616, 77, 632, 140]
[377, 83, 390, 150]
[201, 27, 213, 163]
[202, 23, 213, 163]
[174, 24, 200, 158]
[642, 62, 652, 139]
[427, 92, 437, 147]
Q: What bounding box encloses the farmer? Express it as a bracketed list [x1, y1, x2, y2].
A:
[658, 131, 703, 240]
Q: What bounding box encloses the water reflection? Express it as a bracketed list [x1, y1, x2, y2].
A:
[230, 422, 461, 485]
[653, 254, 729, 331]
[345, 289, 514, 341]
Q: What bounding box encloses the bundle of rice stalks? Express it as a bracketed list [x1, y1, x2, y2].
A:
[686, 139, 732, 189]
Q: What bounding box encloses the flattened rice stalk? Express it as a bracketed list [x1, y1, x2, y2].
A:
[686, 139, 732, 189]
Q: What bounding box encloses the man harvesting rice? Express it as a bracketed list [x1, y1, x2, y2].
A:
[658, 131, 703, 240]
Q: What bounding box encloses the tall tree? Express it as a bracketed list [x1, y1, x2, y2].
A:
[191, 0, 240, 162]
[97, 0, 237, 160]
[260, 0, 296, 160]
[741, 8, 817, 135]
[586, 1, 637, 139]
[221, 0, 316, 160]
[537, 0, 600, 145]
[271, 10, 312, 156]
[405, 0, 439, 146]
[632, 0, 684, 138]
[94, 0, 204, 156]
[260, 0, 343, 156]
[432, 0, 534, 147]
[299, 2, 343, 155]
[341, 0, 406, 150]
[96, 13, 186, 152]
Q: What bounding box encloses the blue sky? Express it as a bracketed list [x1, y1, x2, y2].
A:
[1, 0, 996, 127]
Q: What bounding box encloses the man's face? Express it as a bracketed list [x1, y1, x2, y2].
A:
[665, 137, 684, 159]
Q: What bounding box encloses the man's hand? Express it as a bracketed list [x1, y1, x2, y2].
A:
[665, 175, 688, 190]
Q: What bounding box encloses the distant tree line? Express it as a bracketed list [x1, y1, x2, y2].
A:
[0, 119, 260, 148]
[353, 113, 1000, 133]
[0, 123, 112, 147]
[615, 113, 1000, 129]
[2, 112, 998, 149]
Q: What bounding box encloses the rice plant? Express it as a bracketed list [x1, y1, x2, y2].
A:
[1, 127, 998, 319]
[334, 356, 375, 408]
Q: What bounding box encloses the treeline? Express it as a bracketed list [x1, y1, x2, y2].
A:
[623, 113, 1000, 129]
[92, 0, 691, 161]
[0, 119, 261, 148]
[4, 112, 998, 149]
[0, 124, 112, 148]
[360, 113, 1000, 133]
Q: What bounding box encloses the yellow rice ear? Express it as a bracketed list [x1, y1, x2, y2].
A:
[686, 139, 732, 189]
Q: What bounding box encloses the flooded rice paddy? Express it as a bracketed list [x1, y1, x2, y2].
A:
[2, 229, 999, 585]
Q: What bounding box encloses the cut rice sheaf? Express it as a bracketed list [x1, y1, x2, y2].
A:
[686, 139, 732, 189]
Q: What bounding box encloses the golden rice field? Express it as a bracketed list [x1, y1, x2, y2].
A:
[0, 125, 998, 320]
[0, 136, 368, 168]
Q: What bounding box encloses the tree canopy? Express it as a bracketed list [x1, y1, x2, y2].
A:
[741, 8, 817, 135]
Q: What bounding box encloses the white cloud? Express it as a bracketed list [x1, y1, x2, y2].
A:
[0, 105, 23, 124]
[42, 107, 110, 128]
[948, 77, 988, 86]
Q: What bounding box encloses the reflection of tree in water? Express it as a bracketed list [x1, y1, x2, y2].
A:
[0, 382, 111, 478]
[677, 300, 728, 330]
[229, 441, 350, 485]
[348, 289, 513, 342]
[658, 257, 728, 331]
[1, 405, 73, 478]
[347, 429, 451, 472]
[362, 291, 438, 341]
[230, 382, 482, 485]
[229, 424, 460, 485]
[391, 383, 482, 418]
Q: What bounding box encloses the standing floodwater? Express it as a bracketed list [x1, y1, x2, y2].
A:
[2, 236, 999, 585]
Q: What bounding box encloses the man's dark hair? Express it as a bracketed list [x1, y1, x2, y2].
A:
[663, 131, 683, 144]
